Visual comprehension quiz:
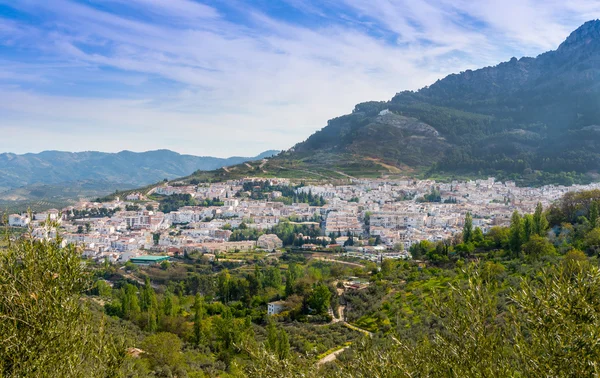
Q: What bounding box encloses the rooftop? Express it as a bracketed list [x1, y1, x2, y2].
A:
[130, 255, 169, 262]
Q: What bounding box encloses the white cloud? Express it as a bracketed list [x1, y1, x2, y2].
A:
[0, 0, 598, 155]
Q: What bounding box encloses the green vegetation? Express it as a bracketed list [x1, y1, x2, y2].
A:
[0, 227, 123, 377]
[153, 194, 224, 213]
[238, 180, 326, 206]
[230, 220, 325, 247]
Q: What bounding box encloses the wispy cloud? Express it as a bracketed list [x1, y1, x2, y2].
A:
[0, 0, 597, 156]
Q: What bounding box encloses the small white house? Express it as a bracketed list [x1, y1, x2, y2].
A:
[267, 301, 286, 316]
[8, 214, 30, 227]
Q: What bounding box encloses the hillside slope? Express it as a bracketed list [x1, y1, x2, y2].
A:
[282, 20, 600, 185]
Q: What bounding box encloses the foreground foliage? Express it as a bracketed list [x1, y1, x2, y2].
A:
[0, 228, 123, 377]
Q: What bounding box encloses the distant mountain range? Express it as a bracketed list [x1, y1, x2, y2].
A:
[0, 149, 277, 191]
[0, 150, 277, 207]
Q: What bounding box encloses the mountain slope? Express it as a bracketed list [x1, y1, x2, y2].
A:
[277, 20, 600, 185]
[0, 149, 278, 192]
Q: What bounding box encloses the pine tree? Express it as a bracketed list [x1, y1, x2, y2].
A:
[473, 227, 484, 244]
[510, 211, 524, 257]
[266, 319, 278, 353]
[147, 308, 157, 332]
[121, 284, 140, 320]
[140, 276, 157, 312]
[277, 329, 290, 360]
[285, 263, 297, 297]
[523, 214, 534, 243]
[193, 294, 204, 345]
[463, 212, 473, 243]
[163, 289, 174, 317]
[533, 202, 549, 236]
[590, 201, 599, 229]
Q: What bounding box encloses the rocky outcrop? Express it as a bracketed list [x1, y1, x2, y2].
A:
[375, 113, 440, 138]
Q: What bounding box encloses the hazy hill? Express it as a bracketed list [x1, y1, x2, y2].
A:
[0, 149, 278, 192]
[0, 149, 278, 210]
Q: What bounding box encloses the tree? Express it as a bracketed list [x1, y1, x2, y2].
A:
[463, 212, 473, 243]
[344, 232, 354, 247]
[140, 276, 156, 311]
[193, 294, 204, 345]
[472, 227, 484, 244]
[584, 227, 600, 254]
[263, 266, 282, 289]
[590, 201, 599, 229]
[140, 276, 158, 331]
[308, 283, 331, 315]
[266, 320, 278, 353]
[217, 269, 231, 303]
[0, 232, 123, 377]
[276, 329, 290, 360]
[509, 211, 524, 257]
[163, 289, 175, 317]
[265, 320, 290, 361]
[285, 262, 301, 297]
[533, 202, 548, 236]
[381, 259, 395, 277]
[522, 235, 556, 261]
[523, 214, 534, 243]
[486, 226, 510, 248]
[121, 283, 140, 320]
[141, 332, 184, 372]
[561, 249, 589, 277]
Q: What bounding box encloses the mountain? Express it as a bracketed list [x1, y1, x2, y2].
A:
[0, 149, 278, 192]
[0, 150, 278, 210]
[270, 20, 600, 185]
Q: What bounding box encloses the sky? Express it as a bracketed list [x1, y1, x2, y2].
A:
[0, 0, 599, 157]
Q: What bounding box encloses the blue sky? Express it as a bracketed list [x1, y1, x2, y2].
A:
[0, 0, 598, 157]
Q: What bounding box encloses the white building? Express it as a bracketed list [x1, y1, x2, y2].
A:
[8, 214, 30, 227]
[268, 301, 286, 315]
[257, 234, 283, 250]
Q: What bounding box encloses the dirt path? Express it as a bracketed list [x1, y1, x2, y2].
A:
[332, 170, 357, 180]
[314, 257, 364, 268]
[317, 346, 350, 366]
[363, 157, 403, 174]
[274, 165, 333, 180]
[342, 321, 373, 337]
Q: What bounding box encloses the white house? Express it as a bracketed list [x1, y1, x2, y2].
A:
[267, 301, 286, 315]
[257, 234, 283, 250]
[8, 214, 30, 227]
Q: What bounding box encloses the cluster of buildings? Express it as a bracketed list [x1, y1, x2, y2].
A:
[10, 176, 600, 263]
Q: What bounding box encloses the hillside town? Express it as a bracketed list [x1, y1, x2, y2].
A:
[10, 177, 600, 264]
